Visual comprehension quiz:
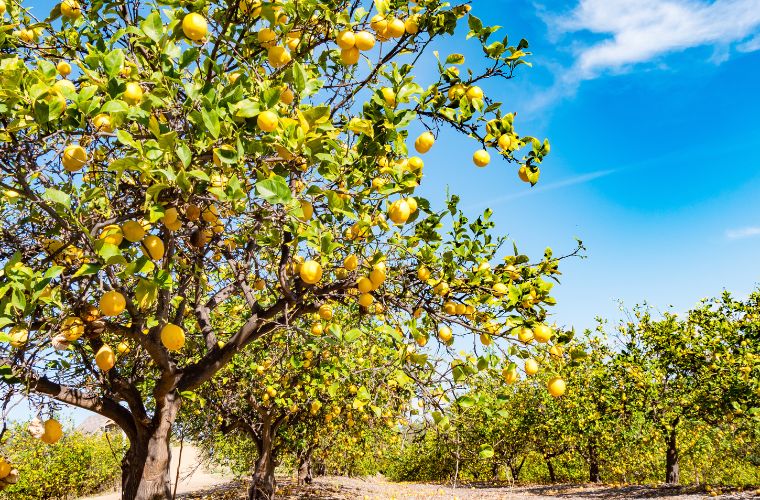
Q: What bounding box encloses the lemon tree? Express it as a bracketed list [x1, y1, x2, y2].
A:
[0, 0, 570, 498]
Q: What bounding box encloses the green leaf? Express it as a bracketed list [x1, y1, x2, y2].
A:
[343, 328, 362, 343]
[103, 49, 125, 77]
[478, 444, 495, 459]
[457, 395, 476, 408]
[142, 11, 163, 44]
[347, 117, 374, 138]
[43, 188, 70, 208]
[256, 176, 292, 205]
[445, 53, 465, 65]
[201, 108, 220, 139]
[292, 61, 308, 93]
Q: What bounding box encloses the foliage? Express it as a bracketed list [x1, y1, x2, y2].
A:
[0, 423, 125, 499]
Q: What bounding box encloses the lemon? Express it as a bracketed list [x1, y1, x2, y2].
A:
[299, 260, 322, 284]
[95, 345, 115, 371]
[99, 290, 126, 316]
[62, 144, 87, 172]
[182, 13, 208, 42]
[160, 323, 185, 351]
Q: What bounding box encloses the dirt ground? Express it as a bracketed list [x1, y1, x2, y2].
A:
[177, 476, 760, 499]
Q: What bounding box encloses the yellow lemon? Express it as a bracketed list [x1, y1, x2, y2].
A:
[56, 61, 71, 76]
[336, 30, 355, 50]
[121, 220, 145, 242]
[141, 235, 165, 260]
[95, 344, 115, 371]
[99, 224, 123, 246]
[62, 144, 87, 172]
[41, 419, 63, 444]
[354, 31, 376, 51]
[438, 326, 453, 343]
[99, 291, 126, 316]
[93, 113, 114, 133]
[123, 82, 143, 105]
[257, 110, 278, 132]
[340, 47, 360, 65]
[62, 317, 85, 341]
[533, 324, 553, 343]
[300, 260, 322, 284]
[344, 254, 358, 271]
[414, 131, 435, 154]
[182, 13, 208, 42]
[358, 293, 374, 308]
[473, 149, 490, 167]
[525, 358, 539, 376]
[318, 304, 333, 321]
[548, 377, 566, 397]
[160, 323, 185, 351]
[60, 0, 81, 19]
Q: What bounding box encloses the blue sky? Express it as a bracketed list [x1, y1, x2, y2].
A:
[417, 0, 760, 332]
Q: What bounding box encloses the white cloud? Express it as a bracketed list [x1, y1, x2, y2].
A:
[555, 0, 760, 79]
[726, 226, 760, 239]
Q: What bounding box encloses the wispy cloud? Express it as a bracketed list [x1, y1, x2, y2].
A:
[557, 0, 760, 79]
[726, 226, 760, 240]
[528, 0, 760, 109]
[466, 168, 615, 210]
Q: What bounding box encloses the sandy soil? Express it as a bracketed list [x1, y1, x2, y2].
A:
[78, 445, 232, 500]
[178, 476, 760, 499]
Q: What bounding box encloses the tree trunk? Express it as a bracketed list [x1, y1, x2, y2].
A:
[546, 457, 556, 483]
[297, 447, 313, 485]
[665, 425, 680, 485]
[121, 394, 180, 500]
[248, 421, 277, 500]
[588, 444, 601, 483]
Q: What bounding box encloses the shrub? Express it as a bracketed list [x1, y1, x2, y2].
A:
[1, 423, 125, 499]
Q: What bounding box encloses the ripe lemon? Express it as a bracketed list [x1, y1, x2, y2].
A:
[257, 27, 276, 47]
[502, 367, 518, 384]
[160, 323, 185, 351]
[142, 235, 165, 260]
[161, 207, 178, 225]
[99, 290, 126, 316]
[99, 224, 123, 246]
[518, 165, 530, 183]
[95, 344, 115, 371]
[438, 326, 453, 343]
[41, 419, 63, 444]
[473, 149, 490, 167]
[354, 31, 376, 51]
[0, 460, 10, 479]
[517, 326, 533, 343]
[311, 323, 324, 335]
[61, 317, 85, 341]
[405, 16, 419, 35]
[300, 260, 322, 284]
[479, 333, 492, 346]
[343, 254, 358, 271]
[370, 15, 388, 36]
[381, 87, 396, 106]
[9, 326, 28, 347]
[93, 113, 114, 132]
[525, 358, 539, 376]
[257, 110, 278, 132]
[357, 277, 373, 293]
[267, 46, 291, 67]
[548, 377, 566, 397]
[117, 341, 130, 354]
[121, 220, 146, 242]
[182, 13, 208, 42]
[417, 266, 430, 281]
[340, 47, 360, 65]
[388, 199, 411, 225]
[62, 144, 87, 172]
[336, 30, 355, 49]
[533, 324, 553, 343]
[123, 82, 143, 105]
[498, 134, 512, 151]
[319, 304, 333, 320]
[60, 0, 81, 19]
[369, 267, 386, 288]
[549, 345, 564, 358]
[443, 302, 456, 315]
[414, 131, 435, 154]
[386, 18, 405, 38]
[239, 0, 262, 15]
[408, 156, 424, 171]
[466, 86, 483, 100]
[280, 86, 295, 105]
[56, 60, 71, 76]
[358, 293, 374, 308]
[492, 282, 508, 297]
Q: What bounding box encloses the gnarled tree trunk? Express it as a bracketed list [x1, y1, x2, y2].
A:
[249, 419, 277, 500]
[665, 425, 679, 485]
[298, 446, 314, 485]
[546, 457, 556, 483]
[121, 393, 180, 500]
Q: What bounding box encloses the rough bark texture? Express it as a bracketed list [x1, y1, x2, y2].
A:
[248, 421, 277, 500]
[121, 394, 179, 500]
[665, 426, 680, 485]
[298, 448, 314, 485]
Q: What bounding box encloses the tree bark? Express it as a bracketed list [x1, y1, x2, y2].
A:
[546, 457, 556, 483]
[665, 425, 680, 485]
[248, 420, 277, 500]
[121, 393, 179, 500]
[298, 447, 314, 485]
[588, 444, 601, 483]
